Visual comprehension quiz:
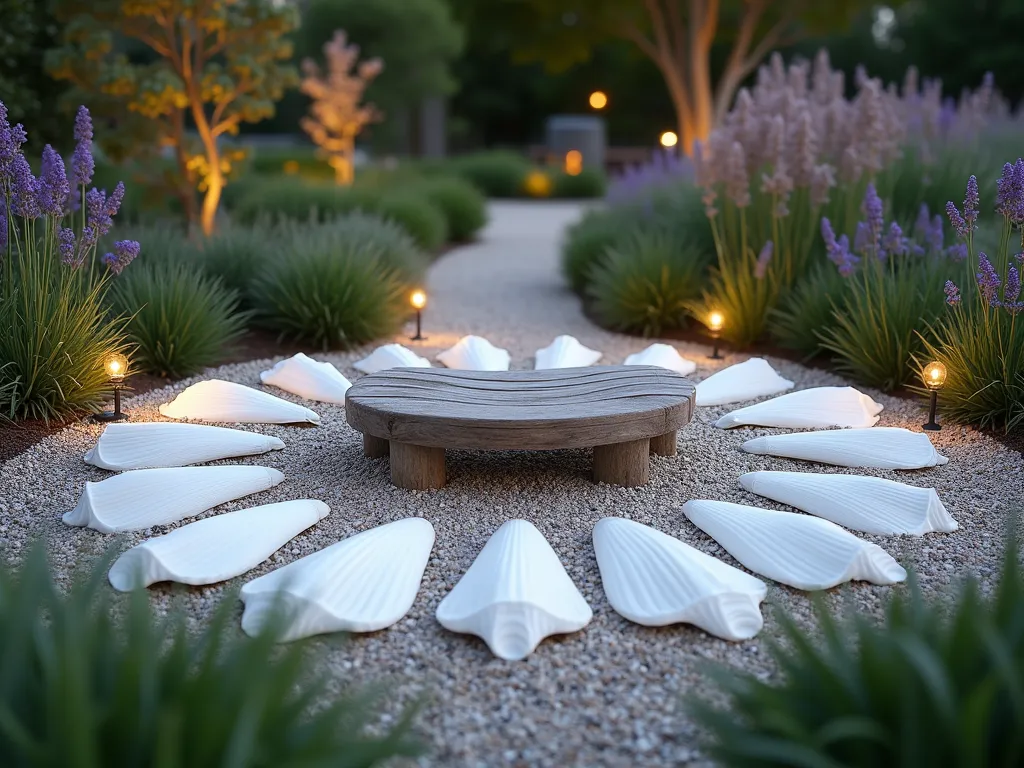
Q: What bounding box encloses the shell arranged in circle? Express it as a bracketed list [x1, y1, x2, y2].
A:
[436, 519, 592, 660]
[741, 427, 948, 469]
[623, 343, 697, 376]
[436, 335, 511, 371]
[715, 386, 884, 429]
[159, 380, 320, 425]
[593, 517, 765, 640]
[108, 499, 329, 591]
[682, 499, 907, 591]
[695, 358, 794, 406]
[353, 344, 432, 375]
[534, 335, 602, 369]
[240, 517, 435, 642]
[84, 422, 285, 471]
[260, 353, 351, 404]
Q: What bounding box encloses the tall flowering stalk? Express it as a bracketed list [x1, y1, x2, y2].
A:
[0, 102, 140, 420]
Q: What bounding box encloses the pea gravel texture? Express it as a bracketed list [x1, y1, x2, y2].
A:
[1, 202, 1021, 767]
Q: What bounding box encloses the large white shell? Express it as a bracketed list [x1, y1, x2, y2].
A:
[592, 517, 765, 640]
[63, 466, 285, 534]
[695, 358, 794, 406]
[108, 499, 329, 591]
[534, 335, 602, 369]
[436, 519, 592, 660]
[353, 343, 432, 374]
[436, 335, 511, 371]
[259, 353, 351, 404]
[742, 427, 949, 469]
[84, 422, 285, 471]
[623, 343, 697, 376]
[159, 380, 320, 425]
[240, 517, 435, 642]
[683, 499, 907, 590]
[739, 471, 957, 536]
[715, 386, 884, 429]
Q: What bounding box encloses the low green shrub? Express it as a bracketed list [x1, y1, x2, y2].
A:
[251, 227, 409, 349]
[692, 530, 1024, 768]
[561, 206, 637, 294]
[413, 176, 488, 241]
[110, 263, 248, 378]
[586, 229, 709, 337]
[231, 178, 364, 225]
[0, 543, 423, 766]
[373, 192, 448, 251]
[197, 225, 278, 302]
[552, 168, 606, 199]
[770, 262, 847, 359]
[447, 150, 531, 197]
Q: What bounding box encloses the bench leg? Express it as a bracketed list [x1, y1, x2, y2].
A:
[390, 442, 446, 490]
[593, 438, 651, 487]
[650, 431, 677, 457]
[363, 433, 390, 458]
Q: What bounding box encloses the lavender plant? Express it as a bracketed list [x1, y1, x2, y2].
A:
[917, 163, 1024, 431]
[0, 102, 140, 421]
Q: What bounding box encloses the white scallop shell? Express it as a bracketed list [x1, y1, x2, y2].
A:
[534, 335, 602, 369]
[259, 353, 351, 404]
[739, 471, 957, 535]
[353, 343, 432, 374]
[715, 386, 884, 429]
[240, 517, 435, 642]
[436, 335, 511, 371]
[683, 499, 907, 590]
[62, 466, 285, 534]
[695, 358, 794, 406]
[742, 427, 948, 469]
[592, 517, 765, 640]
[159, 380, 320, 425]
[108, 500, 329, 591]
[436, 519, 592, 660]
[84, 422, 285, 471]
[623, 343, 697, 376]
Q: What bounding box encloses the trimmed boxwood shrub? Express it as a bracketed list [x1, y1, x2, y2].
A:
[372, 192, 448, 251]
[447, 150, 531, 197]
[412, 176, 488, 241]
[552, 168, 606, 199]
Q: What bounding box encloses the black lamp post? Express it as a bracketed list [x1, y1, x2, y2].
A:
[922, 361, 947, 431]
[410, 290, 427, 341]
[708, 312, 724, 360]
[95, 353, 129, 422]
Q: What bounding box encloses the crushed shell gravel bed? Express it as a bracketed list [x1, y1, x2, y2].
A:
[1, 201, 1021, 767]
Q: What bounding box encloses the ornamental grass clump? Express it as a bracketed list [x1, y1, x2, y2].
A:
[918, 162, 1024, 431]
[0, 542, 424, 766]
[692, 529, 1024, 768]
[0, 102, 140, 421]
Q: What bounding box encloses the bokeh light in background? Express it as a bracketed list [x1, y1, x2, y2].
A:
[659, 130, 678, 148]
[564, 150, 583, 176]
[588, 90, 608, 109]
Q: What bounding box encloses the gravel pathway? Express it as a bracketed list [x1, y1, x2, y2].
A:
[2, 201, 1021, 767]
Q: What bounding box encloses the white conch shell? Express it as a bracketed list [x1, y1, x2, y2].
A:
[353, 343, 431, 374]
[159, 380, 320, 425]
[715, 386, 884, 429]
[436, 519, 592, 660]
[624, 343, 697, 376]
[259, 353, 351, 404]
[108, 500, 329, 591]
[742, 427, 948, 469]
[592, 517, 765, 640]
[63, 466, 285, 534]
[695, 358, 794, 406]
[436, 335, 511, 371]
[240, 517, 435, 642]
[534, 335, 602, 369]
[683, 499, 907, 590]
[739, 471, 957, 536]
[84, 422, 285, 471]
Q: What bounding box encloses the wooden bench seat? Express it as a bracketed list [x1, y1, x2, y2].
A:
[345, 365, 695, 490]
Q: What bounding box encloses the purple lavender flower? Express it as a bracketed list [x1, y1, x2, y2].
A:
[945, 201, 967, 238]
[826, 233, 859, 276]
[821, 217, 837, 249]
[853, 221, 871, 254]
[914, 204, 930, 240]
[754, 240, 773, 279]
[9, 155, 39, 219]
[882, 221, 909, 258]
[101, 239, 141, 275]
[0, 205, 6, 252]
[947, 243, 968, 261]
[70, 106, 95, 189]
[996, 159, 1024, 226]
[36, 145, 69, 217]
[83, 187, 118, 240]
[106, 182, 125, 217]
[861, 183, 884, 239]
[927, 214, 944, 252]
[976, 252, 1002, 305]
[1006, 265, 1021, 306]
[944, 280, 961, 306]
[963, 175, 980, 228]
[58, 227, 78, 266]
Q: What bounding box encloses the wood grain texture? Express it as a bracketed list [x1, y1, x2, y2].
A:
[363, 433, 390, 458]
[346, 365, 695, 451]
[390, 442, 446, 489]
[649, 431, 677, 457]
[593, 438, 651, 486]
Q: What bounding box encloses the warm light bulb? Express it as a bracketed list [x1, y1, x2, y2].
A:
[708, 312, 724, 332]
[923, 361, 947, 390]
[105, 353, 128, 383]
[410, 290, 427, 310]
[564, 150, 583, 176]
[588, 91, 608, 109]
[659, 131, 678, 148]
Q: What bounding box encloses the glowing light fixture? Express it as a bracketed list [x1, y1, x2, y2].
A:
[523, 169, 552, 198]
[282, 160, 300, 175]
[659, 131, 678, 148]
[564, 150, 583, 176]
[96, 353, 129, 422]
[588, 91, 608, 109]
[410, 290, 427, 341]
[708, 312, 724, 360]
[922, 361, 946, 431]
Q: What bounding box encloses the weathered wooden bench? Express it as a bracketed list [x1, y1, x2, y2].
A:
[345, 365, 695, 490]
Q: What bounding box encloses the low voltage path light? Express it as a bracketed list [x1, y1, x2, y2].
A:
[588, 91, 608, 110]
[564, 150, 583, 176]
[95, 352, 129, 422]
[659, 131, 678, 148]
[708, 312, 725, 360]
[922, 361, 947, 431]
[410, 290, 427, 341]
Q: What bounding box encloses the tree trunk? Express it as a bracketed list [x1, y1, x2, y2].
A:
[200, 171, 222, 237]
[330, 137, 355, 185]
[662, 66, 699, 156]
